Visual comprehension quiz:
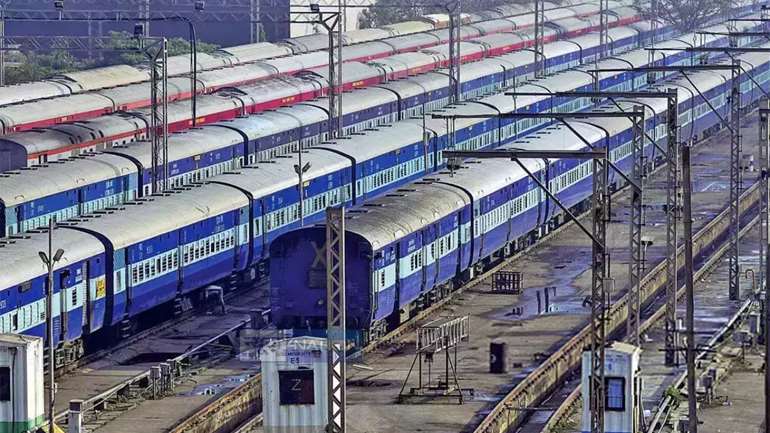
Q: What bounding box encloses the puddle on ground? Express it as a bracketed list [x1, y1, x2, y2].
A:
[489, 256, 591, 322]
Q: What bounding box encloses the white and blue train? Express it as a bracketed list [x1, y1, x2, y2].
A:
[268, 51, 770, 339]
[0, 18, 757, 239]
[0, 32, 768, 359]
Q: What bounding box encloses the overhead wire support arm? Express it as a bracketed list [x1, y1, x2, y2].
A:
[443, 147, 611, 433]
[696, 30, 770, 37]
[678, 70, 733, 133]
[437, 108, 647, 433]
[623, 54, 745, 302]
[557, 118, 641, 192]
[626, 56, 748, 302]
[505, 89, 673, 158]
[430, 112, 644, 120]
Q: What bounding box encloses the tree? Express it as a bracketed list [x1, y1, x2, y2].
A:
[358, 0, 426, 29]
[3, 31, 221, 85]
[358, 0, 536, 29]
[635, 0, 743, 32]
[4, 51, 90, 85]
[102, 31, 220, 66]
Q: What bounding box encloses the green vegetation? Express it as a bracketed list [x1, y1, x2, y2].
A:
[3, 31, 219, 86]
[101, 31, 220, 66]
[357, 0, 514, 29]
[634, 0, 734, 32]
[358, 0, 736, 33]
[3, 50, 85, 84]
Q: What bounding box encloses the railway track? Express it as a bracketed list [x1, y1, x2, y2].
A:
[537, 212, 762, 433]
[167, 152, 604, 433]
[50, 278, 270, 428]
[470, 174, 763, 433]
[170, 165, 761, 433]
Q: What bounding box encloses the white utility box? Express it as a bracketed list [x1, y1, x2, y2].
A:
[0, 334, 44, 433]
[261, 337, 328, 433]
[581, 342, 642, 433]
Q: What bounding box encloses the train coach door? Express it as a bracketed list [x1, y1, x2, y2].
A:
[421, 227, 433, 293]
[233, 207, 249, 270]
[83, 261, 91, 335]
[474, 201, 483, 262]
[58, 270, 69, 343]
[536, 162, 549, 228]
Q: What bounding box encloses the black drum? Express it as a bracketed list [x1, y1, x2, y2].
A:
[489, 341, 507, 374]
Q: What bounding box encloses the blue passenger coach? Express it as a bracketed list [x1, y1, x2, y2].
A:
[2, 29, 770, 359]
[268, 54, 770, 340]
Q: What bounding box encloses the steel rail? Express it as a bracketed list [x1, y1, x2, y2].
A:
[53, 309, 268, 424]
[167, 166, 608, 433]
[645, 266, 757, 433]
[541, 212, 761, 433]
[472, 180, 763, 433]
[172, 142, 765, 433]
[174, 168, 762, 433]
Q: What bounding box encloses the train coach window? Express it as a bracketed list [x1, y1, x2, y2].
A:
[0, 367, 10, 401]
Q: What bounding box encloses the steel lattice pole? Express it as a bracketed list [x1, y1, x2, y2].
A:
[326, 207, 346, 433]
[46, 219, 55, 433]
[682, 144, 698, 433]
[665, 88, 680, 366]
[599, 0, 608, 59]
[590, 152, 609, 433]
[0, 4, 5, 87]
[447, 0, 460, 104]
[142, 0, 150, 37]
[760, 101, 769, 344]
[760, 104, 770, 433]
[149, 38, 169, 193]
[336, 4, 343, 138]
[627, 105, 645, 346]
[729, 58, 742, 300]
[534, 0, 544, 78]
